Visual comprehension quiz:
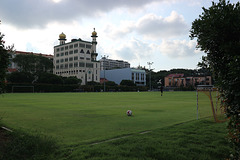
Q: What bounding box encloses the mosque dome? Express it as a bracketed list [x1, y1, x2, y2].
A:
[59, 32, 66, 39]
[92, 28, 97, 37]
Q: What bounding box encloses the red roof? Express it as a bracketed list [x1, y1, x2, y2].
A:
[15, 51, 53, 58]
[167, 74, 184, 78]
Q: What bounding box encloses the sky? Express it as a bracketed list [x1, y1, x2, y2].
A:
[0, 0, 238, 71]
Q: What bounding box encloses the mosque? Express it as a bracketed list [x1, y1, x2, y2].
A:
[53, 29, 100, 85]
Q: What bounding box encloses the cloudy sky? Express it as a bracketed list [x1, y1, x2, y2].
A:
[0, 0, 238, 71]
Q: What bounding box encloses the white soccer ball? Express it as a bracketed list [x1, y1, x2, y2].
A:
[126, 110, 132, 116]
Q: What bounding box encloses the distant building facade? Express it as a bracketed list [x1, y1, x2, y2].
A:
[8, 51, 53, 73]
[100, 57, 130, 70]
[100, 68, 146, 86]
[53, 29, 100, 85]
[164, 73, 212, 87]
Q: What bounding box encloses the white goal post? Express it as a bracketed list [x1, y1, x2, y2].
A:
[11, 86, 34, 93]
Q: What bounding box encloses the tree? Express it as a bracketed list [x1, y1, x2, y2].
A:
[7, 72, 35, 83]
[120, 80, 136, 86]
[190, 1, 240, 158]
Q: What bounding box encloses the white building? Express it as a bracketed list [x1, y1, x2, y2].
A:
[100, 68, 146, 86]
[100, 57, 130, 70]
[53, 29, 100, 85]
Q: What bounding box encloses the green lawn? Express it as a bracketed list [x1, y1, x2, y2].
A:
[0, 92, 198, 145]
[0, 92, 230, 160]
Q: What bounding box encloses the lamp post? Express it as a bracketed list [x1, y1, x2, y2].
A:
[147, 62, 153, 91]
[101, 55, 108, 92]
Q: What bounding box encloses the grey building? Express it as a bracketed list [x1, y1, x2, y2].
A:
[101, 68, 146, 86]
[100, 57, 130, 70]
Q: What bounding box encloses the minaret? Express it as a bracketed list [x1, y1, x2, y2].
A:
[59, 32, 66, 45]
[91, 28, 98, 61]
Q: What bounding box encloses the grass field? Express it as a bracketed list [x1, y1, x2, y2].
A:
[0, 92, 230, 159]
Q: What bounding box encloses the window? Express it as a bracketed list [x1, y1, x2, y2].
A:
[60, 59, 64, 63]
[56, 54, 60, 57]
[69, 63, 73, 68]
[61, 47, 64, 51]
[132, 73, 134, 80]
[79, 43, 85, 48]
[65, 64, 68, 69]
[65, 58, 68, 62]
[86, 63, 93, 68]
[60, 64, 64, 69]
[80, 57, 84, 60]
[56, 65, 59, 69]
[86, 44, 91, 49]
[86, 58, 90, 61]
[65, 46, 68, 50]
[74, 49, 78, 54]
[80, 49, 84, 53]
[61, 52, 64, 56]
[56, 48, 60, 52]
[69, 57, 73, 61]
[56, 60, 59, 63]
[65, 52, 68, 56]
[69, 45, 73, 49]
[74, 56, 78, 60]
[69, 50, 73, 54]
[74, 62, 78, 67]
[74, 44, 78, 48]
[79, 62, 85, 67]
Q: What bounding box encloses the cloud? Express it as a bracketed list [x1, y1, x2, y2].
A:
[159, 39, 199, 58]
[136, 11, 188, 39]
[114, 38, 154, 61]
[104, 11, 188, 40]
[0, 0, 168, 29]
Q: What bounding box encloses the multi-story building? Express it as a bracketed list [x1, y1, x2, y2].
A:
[164, 73, 212, 87]
[8, 51, 53, 73]
[100, 57, 130, 70]
[53, 29, 100, 85]
[100, 68, 146, 86]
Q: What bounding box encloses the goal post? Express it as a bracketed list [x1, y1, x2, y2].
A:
[196, 85, 227, 122]
[12, 86, 34, 93]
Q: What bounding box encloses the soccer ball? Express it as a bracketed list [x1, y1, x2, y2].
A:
[126, 110, 132, 116]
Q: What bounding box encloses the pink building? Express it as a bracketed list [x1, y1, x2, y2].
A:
[164, 74, 212, 87]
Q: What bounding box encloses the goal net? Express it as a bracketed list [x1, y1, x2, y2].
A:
[196, 85, 227, 122]
[12, 86, 34, 93]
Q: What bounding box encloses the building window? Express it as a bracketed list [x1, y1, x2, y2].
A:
[65, 64, 68, 69]
[56, 48, 60, 52]
[65, 46, 68, 50]
[60, 59, 64, 63]
[56, 60, 59, 63]
[56, 53, 60, 57]
[65, 58, 68, 62]
[74, 62, 78, 67]
[69, 45, 73, 49]
[56, 65, 59, 69]
[65, 52, 68, 56]
[132, 73, 134, 80]
[86, 58, 90, 61]
[79, 62, 85, 67]
[69, 50, 73, 54]
[80, 49, 84, 53]
[60, 64, 64, 69]
[74, 56, 78, 60]
[79, 43, 85, 48]
[86, 44, 91, 49]
[61, 52, 64, 56]
[74, 49, 78, 54]
[86, 63, 93, 68]
[74, 44, 78, 48]
[69, 63, 73, 68]
[80, 57, 84, 60]
[69, 57, 73, 61]
[61, 47, 64, 51]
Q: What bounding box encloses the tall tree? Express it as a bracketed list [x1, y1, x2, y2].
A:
[190, 0, 240, 158]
